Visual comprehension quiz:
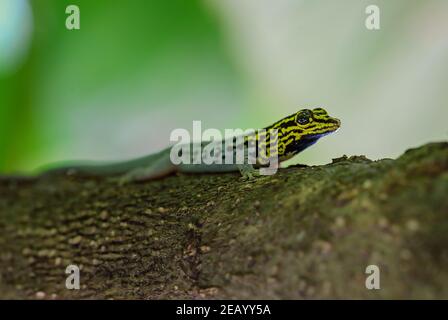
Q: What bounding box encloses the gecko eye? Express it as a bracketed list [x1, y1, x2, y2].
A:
[296, 110, 312, 125]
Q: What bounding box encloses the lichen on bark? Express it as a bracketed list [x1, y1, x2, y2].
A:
[0, 142, 447, 299]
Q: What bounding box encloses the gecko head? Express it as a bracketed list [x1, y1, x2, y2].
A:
[294, 108, 341, 140]
[263, 107, 341, 160]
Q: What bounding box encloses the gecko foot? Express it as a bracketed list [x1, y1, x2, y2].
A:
[238, 164, 261, 181]
[106, 175, 132, 186]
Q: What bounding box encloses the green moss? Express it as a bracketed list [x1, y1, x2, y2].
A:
[0, 142, 447, 299]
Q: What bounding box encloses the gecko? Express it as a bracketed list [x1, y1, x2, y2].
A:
[44, 108, 340, 183]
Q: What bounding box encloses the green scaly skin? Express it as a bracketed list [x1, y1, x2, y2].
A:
[43, 108, 341, 183]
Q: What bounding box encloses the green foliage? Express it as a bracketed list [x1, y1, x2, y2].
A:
[1, 0, 243, 172]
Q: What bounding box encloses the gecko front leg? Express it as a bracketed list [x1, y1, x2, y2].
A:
[237, 163, 260, 180]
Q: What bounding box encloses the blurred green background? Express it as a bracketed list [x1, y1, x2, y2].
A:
[1, 0, 447, 173]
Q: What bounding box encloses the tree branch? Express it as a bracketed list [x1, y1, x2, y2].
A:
[1, 142, 447, 299]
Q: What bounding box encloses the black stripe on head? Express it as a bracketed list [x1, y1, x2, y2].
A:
[312, 107, 327, 115]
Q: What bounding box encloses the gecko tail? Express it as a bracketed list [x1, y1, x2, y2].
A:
[41, 149, 170, 178]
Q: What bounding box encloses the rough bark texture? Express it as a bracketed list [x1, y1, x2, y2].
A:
[0, 142, 447, 299]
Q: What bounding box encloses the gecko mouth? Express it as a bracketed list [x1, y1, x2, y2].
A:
[306, 121, 340, 139]
[328, 124, 340, 132]
[326, 118, 341, 132]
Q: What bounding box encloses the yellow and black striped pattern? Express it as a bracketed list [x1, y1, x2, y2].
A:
[247, 108, 340, 164]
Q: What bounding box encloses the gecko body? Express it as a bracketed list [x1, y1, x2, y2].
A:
[45, 108, 340, 182]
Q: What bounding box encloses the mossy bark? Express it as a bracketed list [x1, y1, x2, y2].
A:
[0, 142, 447, 299]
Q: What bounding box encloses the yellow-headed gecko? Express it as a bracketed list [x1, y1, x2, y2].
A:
[45, 108, 340, 183]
